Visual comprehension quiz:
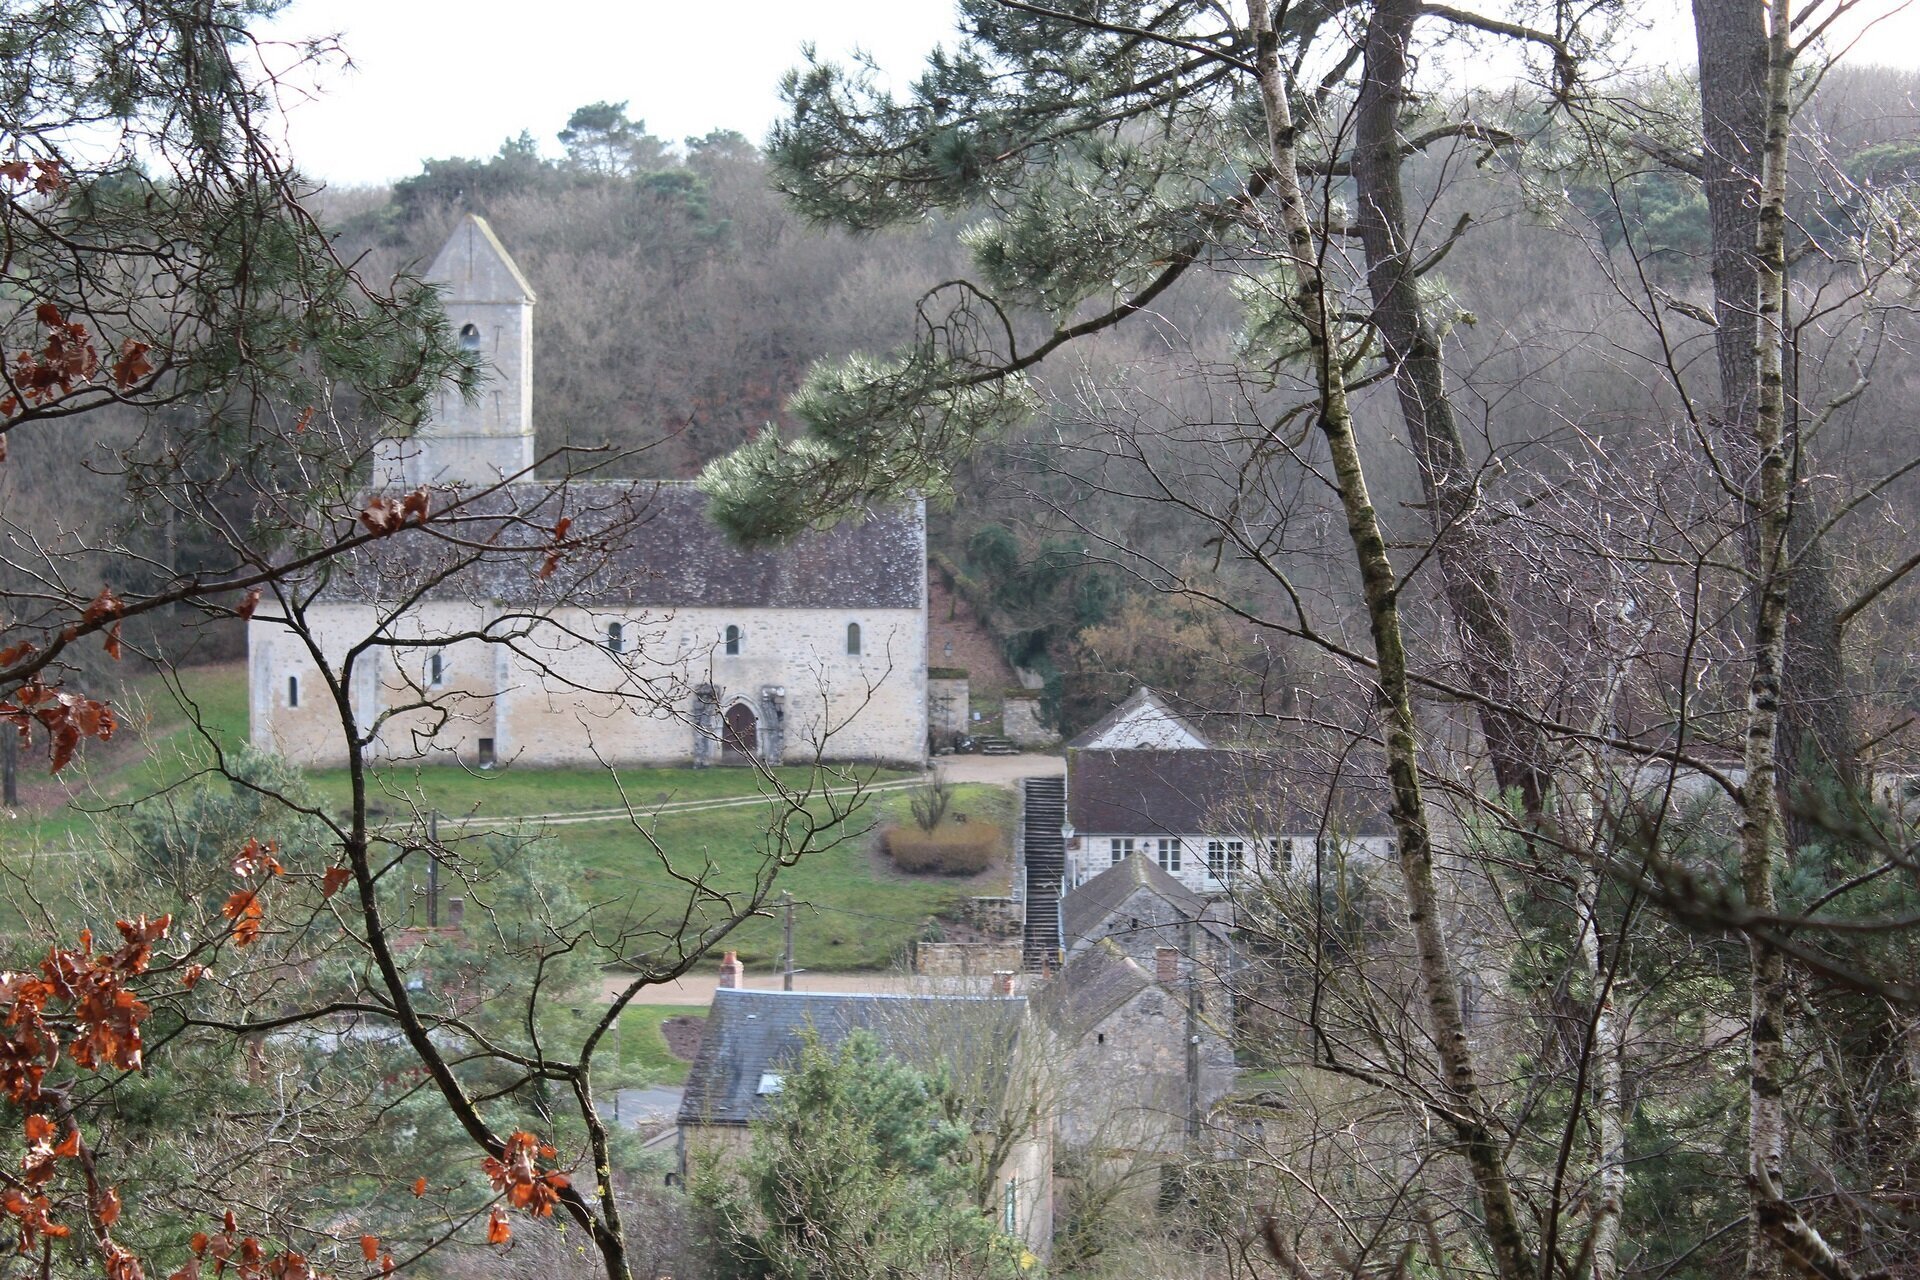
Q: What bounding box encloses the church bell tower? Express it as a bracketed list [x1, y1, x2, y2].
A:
[376, 214, 537, 487]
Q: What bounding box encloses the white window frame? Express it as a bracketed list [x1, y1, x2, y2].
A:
[1108, 837, 1134, 866]
[1156, 837, 1181, 873]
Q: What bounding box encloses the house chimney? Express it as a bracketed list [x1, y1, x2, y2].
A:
[992, 970, 1016, 996]
[445, 896, 465, 929]
[718, 951, 744, 989]
[1155, 946, 1181, 985]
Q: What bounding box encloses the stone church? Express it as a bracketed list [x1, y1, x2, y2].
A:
[248, 215, 929, 769]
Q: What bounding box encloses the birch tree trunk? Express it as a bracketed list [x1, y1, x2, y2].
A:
[1575, 863, 1626, 1280]
[1741, 3, 1798, 1274]
[1248, 6, 1531, 1276]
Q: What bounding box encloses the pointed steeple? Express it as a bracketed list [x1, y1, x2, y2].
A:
[377, 214, 537, 487]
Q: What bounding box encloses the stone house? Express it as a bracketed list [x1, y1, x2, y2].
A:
[247, 216, 928, 769]
[676, 986, 1054, 1258]
[1031, 940, 1236, 1157]
[1060, 852, 1233, 989]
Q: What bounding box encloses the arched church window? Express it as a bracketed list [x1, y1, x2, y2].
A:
[287, 675, 300, 708]
[724, 625, 741, 656]
[428, 653, 444, 687]
[846, 622, 861, 656]
[606, 621, 625, 654]
[458, 322, 481, 351]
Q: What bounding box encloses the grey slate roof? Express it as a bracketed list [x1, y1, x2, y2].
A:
[1067, 748, 1394, 837]
[1060, 852, 1212, 945]
[319, 481, 923, 610]
[1030, 941, 1155, 1041]
[677, 989, 1026, 1127]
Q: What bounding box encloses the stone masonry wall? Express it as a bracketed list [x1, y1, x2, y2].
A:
[912, 941, 1024, 977]
[250, 599, 927, 768]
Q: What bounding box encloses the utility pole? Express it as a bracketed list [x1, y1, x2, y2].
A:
[1184, 916, 1201, 1142]
[427, 809, 440, 928]
[781, 891, 796, 990]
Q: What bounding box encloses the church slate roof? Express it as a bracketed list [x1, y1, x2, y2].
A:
[677, 989, 1025, 1127]
[319, 481, 923, 610]
[1060, 852, 1212, 946]
[1067, 748, 1394, 837]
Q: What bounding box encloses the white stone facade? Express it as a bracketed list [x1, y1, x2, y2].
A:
[249, 599, 928, 769]
[1067, 831, 1396, 895]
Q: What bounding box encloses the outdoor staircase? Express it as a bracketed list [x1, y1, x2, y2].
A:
[978, 735, 1018, 756]
[1020, 776, 1067, 972]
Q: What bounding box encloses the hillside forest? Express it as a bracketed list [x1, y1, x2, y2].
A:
[7, 3, 1920, 1280]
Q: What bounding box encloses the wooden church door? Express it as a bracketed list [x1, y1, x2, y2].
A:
[722, 702, 758, 761]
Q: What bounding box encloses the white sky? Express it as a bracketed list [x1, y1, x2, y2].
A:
[255, 0, 967, 187]
[254, 0, 1920, 189]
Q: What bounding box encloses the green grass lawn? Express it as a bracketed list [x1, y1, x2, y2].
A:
[5, 662, 1012, 974]
[546, 1003, 709, 1089]
[559, 781, 1010, 972]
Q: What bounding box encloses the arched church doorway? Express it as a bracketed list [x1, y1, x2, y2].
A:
[722, 702, 758, 761]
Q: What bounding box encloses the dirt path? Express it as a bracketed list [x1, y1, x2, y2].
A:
[933, 753, 1063, 784]
[431, 774, 931, 830]
[429, 753, 1062, 832]
[597, 967, 1019, 1006]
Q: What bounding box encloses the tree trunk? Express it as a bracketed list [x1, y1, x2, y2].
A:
[1576, 865, 1626, 1280]
[1740, 8, 1826, 1275]
[1351, 0, 1550, 819]
[1690, 0, 1861, 826]
[1249, 6, 1532, 1277]
[1692, 1, 1898, 1259]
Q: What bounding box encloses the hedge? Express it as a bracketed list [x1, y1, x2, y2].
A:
[883, 820, 1003, 876]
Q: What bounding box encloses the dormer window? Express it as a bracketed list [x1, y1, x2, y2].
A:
[458, 322, 481, 351]
[846, 622, 861, 656]
[724, 625, 741, 656]
[606, 621, 625, 654]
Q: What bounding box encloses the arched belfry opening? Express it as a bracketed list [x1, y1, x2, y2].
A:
[458, 322, 481, 351]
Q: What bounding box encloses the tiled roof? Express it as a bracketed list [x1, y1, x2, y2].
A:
[318, 481, 923, 610]
[1067, 748, 1393, 837]
[1060, 852, 1212, 945]
[1030, 941, 1154, 1040]
[677, 990, 1026, 1127]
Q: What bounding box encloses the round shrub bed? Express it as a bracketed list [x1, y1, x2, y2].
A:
[883, 820, 1003, 876]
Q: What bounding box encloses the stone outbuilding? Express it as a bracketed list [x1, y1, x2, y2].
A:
[1061, 852, 1234, 1004]
[1031, 940, 1236, 1157]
